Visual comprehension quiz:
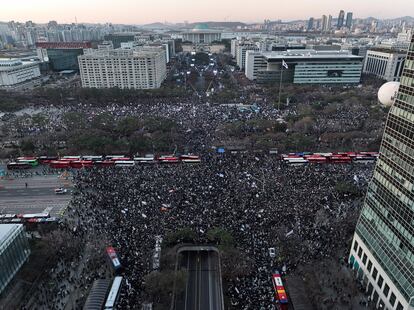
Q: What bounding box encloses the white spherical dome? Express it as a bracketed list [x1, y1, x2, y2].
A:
[378, 81, 400, 107]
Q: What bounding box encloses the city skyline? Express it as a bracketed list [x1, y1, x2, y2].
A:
[1, 0, 414, 25]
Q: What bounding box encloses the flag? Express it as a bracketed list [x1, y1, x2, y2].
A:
[282, 60, 288, 69]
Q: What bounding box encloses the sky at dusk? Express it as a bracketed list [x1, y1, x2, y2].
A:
[1, 0, 413, 24]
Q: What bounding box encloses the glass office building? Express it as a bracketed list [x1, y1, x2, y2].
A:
[0, 224, 30, 294]
[349, 34, 414, 310]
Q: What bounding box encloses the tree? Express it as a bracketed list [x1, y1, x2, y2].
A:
[62, 112, 87, 131]
[20, 140, 36, 154]
[207, 228, 235, 248]
[335, 181, 361, 197]
[164, 228, 197, 247]
[144, 270, 187, 309]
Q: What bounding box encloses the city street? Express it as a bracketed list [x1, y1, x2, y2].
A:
[0, 175, 71, 216]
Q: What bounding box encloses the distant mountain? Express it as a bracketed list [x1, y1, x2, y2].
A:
[186, 21, 247, 29]
[141, 22, 170, 29]
[141, 21, 247, 30]
[384, 16, 414, 23]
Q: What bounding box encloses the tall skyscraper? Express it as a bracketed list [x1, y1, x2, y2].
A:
[349, 34, 414, 310]
[328, 15, 332, 30]
[346, 12, 353, 29]
[321, 15, 328, 32]
[337, 10, 345, 29]
[307, 17, 314, 31]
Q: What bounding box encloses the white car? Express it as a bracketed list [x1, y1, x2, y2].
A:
[269, 247, 276, 258]
[54, 188, 68, 195]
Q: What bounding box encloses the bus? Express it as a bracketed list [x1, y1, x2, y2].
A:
[305, 155, 327, 164]
[134, 156, 155, 164]
[94, 160, 116, 167]
[106, 155, 127, 160]
[353, 155, 377, 164]
[61, 156, 81, 161]
[7, 162, 31, 170]
[283, 157, 308, 166]
[17, 157, 39, 166]
[329, 155, 352, 164]
[82, 155, 103, 161]
[106, 247, 122, 271]
[180, 155, 201, 163]
[114, 161, 135, 167]
[272, 271, 288, 310]
[17, 213, 50, 219]
[104, 276, 123, 309]
[38, 156, 59, 164]
[158, 155, 180, 163]
[70, 160, 93, 169]
[49, 160, 71, 169]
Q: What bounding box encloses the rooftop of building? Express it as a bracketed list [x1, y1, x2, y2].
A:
[262, 49, 363, 60]
[0, 224, 22, 246]
[80, 47, 164, 58]
[367, 47, 407, 54]
[0, 58, 39, 69]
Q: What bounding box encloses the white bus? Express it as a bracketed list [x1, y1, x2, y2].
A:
[114, 161, 135, 167]
[105, 276, 123, 309]
[283, 158, 308, 166]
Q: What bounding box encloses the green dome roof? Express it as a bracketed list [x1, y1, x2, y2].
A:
[193, 23, 209, 30]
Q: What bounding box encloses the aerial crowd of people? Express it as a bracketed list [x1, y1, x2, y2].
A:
[21, 152, 374, 309]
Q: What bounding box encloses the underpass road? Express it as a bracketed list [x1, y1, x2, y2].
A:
[179, 250, 223, 310]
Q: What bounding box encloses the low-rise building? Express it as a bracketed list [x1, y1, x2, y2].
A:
[0, 224, 30, 294]
[78, 48, 167, 89]
[245, 49, 363, 84]
[36, 41, 92, 71]
[0, 58, 41, 88]
[363, 48, 406, 81]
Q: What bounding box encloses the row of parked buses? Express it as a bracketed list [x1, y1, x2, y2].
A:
[0, 213, 59, 224]
[281, 151, 379, 166]
[6, 154, 202, 170]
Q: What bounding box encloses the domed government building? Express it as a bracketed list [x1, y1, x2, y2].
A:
[182, 24, 222, 44]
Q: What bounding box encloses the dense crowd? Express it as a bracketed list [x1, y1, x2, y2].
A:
[22, 154, 374, 309]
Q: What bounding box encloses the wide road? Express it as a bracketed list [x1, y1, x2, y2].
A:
[174, 249, 224, 310]
[0, 175, 71, 216]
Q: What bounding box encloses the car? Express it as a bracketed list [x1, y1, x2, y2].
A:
[54, 188, 68, 195]
[269, 247, 276, 258]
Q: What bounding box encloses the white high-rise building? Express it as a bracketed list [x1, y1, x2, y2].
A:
[245, 51, 266, 80]
[236, 44, 259, 70]
[78, 48, 167, 89]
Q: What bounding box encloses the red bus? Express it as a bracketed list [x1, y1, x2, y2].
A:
[305, 155, 327, 164]
[94, 160, 115, 167]
[70, 160, 93, 169]
[38, 156, 59, 164]
[272, 271, 289, 309]
[329, 155, 352, 164]
[49, 160, 71, 169]
[158, 155, 180, 163]
[180, 155, 201, 163]
[106, 247, 122, 271]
